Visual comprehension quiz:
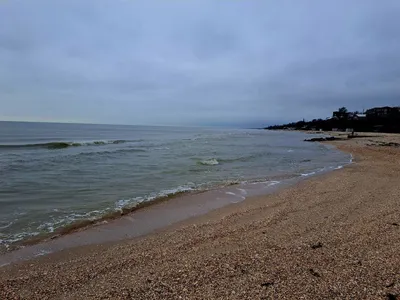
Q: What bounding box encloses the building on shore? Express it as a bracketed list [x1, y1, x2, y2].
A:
[366, 106, 400, 118]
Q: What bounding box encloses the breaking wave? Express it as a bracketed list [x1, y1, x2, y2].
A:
[1, 184, 199, 249]
[195, 153, 269, 166]
[198, 158, 220, 166]
[0, 140, 138, 150]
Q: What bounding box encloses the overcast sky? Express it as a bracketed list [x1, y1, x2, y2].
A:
[1, 1, 400, 127]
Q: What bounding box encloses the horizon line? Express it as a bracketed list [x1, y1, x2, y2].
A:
[0, 119, 261, 129]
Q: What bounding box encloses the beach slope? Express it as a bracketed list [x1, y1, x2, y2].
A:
[1, 134, 399, 299]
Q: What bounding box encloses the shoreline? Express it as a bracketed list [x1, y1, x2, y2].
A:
[1, 133, 399, 298]
[0, 165, 347, 267]
[0, 138, 350, 258]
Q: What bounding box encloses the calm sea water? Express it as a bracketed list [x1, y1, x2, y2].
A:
[0, 121, 350, 250]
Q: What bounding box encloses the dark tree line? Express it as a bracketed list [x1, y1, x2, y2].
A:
[266, 107, 400, 133]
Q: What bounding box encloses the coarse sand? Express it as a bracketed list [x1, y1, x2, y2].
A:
[1, 133, 399, 299]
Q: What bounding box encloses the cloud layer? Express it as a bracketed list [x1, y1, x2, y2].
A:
[1, 0, 400, 126]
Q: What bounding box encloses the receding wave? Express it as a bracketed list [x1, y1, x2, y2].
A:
[4, 185, 199, 250]
[1, 175, 291, 251]
[1, 163, 347, 252]
[0, 140, 137, 150]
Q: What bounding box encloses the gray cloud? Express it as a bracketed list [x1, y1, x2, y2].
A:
[1, 0, 400, 126]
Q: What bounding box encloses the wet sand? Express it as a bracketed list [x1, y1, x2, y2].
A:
[0, 178, 291, 266]
[1, 133, 400, 299]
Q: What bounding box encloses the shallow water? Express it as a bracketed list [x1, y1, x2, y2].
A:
[0, 122, 350, 251]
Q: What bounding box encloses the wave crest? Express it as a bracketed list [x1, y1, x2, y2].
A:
[0, 140, 134, 150]
[198, 158, 219, 166]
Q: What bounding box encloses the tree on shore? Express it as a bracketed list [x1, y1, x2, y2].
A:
[265, 106, 400, 133]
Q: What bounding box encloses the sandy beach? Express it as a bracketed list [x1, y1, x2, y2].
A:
[1, 133, 399, 299]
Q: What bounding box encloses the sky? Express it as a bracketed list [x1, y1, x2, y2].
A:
[1, 0, 400, 127]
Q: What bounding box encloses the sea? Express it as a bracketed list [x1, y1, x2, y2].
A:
[0, 121, 351, 252]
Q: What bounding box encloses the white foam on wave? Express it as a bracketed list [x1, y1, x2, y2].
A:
[245, 178, 270, 185]
[199, 158, 219, 166]
[225, 191, 237, 196]
[237, 188, 248, 195]
[34, 249, 53, 257]
[115, 184, 196, 211]
[248, 180, 280, 186]
[0, 221, 13, 229]
[268, 181, 281, 186]
[230, 195, 246, 203]
[157, 185, 195, 197]
[0, 262, 10, 268]
[115, 199, 133, 209]
[38, 222, 55, 233]
[115, 197, 145, 211]
[26, 209, 112, 240]
[2, 230, 41, 246]
[301, 171, 316, 177]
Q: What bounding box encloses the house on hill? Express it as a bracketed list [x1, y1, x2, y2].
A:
[353, 113, 366, 120]
[332, 111, 366, 121]
[366, 106, 400, 118]
[332, 110, 349, 119]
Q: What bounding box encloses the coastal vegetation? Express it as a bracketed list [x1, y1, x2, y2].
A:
[266, 106, 400, 133]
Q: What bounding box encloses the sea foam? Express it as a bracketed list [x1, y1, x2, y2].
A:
[199, 158, 219, 166]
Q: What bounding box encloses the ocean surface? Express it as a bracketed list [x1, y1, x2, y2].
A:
[0, 122, 350, 251]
